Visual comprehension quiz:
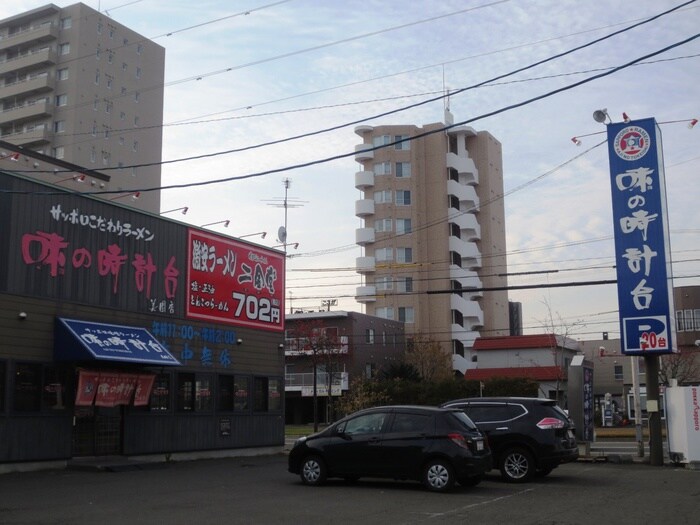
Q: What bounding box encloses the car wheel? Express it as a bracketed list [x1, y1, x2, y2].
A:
[300, 455, 327, 486]
[423, 459, 455, 492]
[459, 475, 484, 487]
[500, 447, 535, 483]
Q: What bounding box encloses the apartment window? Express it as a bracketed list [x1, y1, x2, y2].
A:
[107, 50, 114, 64]
[52, 146, 64, 159]
[134, 116, 140, 126]
[123, 38, 129, 46]
[397, 277, 413, 293]
[90, 147, 96, 163]
[120, 111, 126, 121]
[106, 74, 113, 89]
[136, 67, 141, 79]
[374, 190, 392, 204]
[375, 276, 393, 291]
[97, 22, 102, 34]
[102, 150, 110, 165]
[374, 218, 392, 232]
[614, 365, 623, 381]
[103, 125, 110, 139]
[55, 94, 67, 106]
[373, 162, 391, 175]
[695, 309, 700, 330]
[58, 43, 70, 55]
[396, 162, 411, 178]
[57, 68, 69, 80]
[93, 97, 99, 111]
[59, 17, 72, 29]
[105, 100, 112, 114]
[398, 306, 415, 323]
[372, 135, 391, 147]
[396, 190, 411, 206]
[397, 247, 413, 263]
[396, 218, 411, 234]
[394, 135, 410, 150]
[95, 46, 101, 60]
[685, 309, 694, 332]
[376, 307, 394, 320]
[676, 310, 685, 331]
[365, 328, 375, 344]
[375, 247, 393, 262]
[122, 62, 128, 71]
[132, 141, 139, 152]
[108, 25, 115, 39]
[94, 69, 100, 84]
[134, 91, 140, 102]
[53, 120, 65, 133]
[137, 43, 143, 55]
[91, 122, 97, 136]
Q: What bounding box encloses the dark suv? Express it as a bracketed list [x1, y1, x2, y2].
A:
[441, 397, 578, 483]
[288, 405, 492, 492]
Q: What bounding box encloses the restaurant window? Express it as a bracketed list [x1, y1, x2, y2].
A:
[218, 375, 234, 411]
[253, 377, 268, 412]
[234, 375, 250, 411]
[268, 378, 282, 412]
[614, 365, 624, 381]
[13, 363, 42, 412]
[176, 373, 195, 411]
[42, 366, 69, 410]
[195, 377, 212, 411]
[149, 373, 170, 411]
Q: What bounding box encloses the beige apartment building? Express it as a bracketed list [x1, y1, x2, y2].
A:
[0, 3, 164, 213]
[353, 110, 510, 374]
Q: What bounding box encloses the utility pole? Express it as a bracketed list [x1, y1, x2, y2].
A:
[630, 356, 644, 458]
[645, 355, 664, 466]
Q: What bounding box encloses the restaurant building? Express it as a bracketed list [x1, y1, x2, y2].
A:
[0, 160, 285, 467]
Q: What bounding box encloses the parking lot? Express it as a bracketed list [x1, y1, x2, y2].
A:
[0, 454, 698, 524]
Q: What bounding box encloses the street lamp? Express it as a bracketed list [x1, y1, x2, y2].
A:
[238, 231, 267, 239]
[109, 191, 140, 201]
[162, 206, 189, 215]
[200, 220, 230, 229]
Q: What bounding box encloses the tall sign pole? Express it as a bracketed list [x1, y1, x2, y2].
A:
[604, 115, 677, 466]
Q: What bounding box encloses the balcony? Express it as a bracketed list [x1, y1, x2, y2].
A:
[447, 180, 479, 212]
[355, 285, 377, 303]
[0, 23, 58, 52]
[449, 267, 483, 299]
[449, 236, 481, 269]
[0, 126, 52, 147]
[355, 170, 374, 190]
[451, 294, 484, 327]
[355, 227, 375, 246]
[356, 256, 376, 274]
[449, 211, 480, 242]
[0, 47, 57, 76]
[452, 330, 480, 349]
[446, 152, 478, 185]
[0, 73, 53, 101]
[284, 372, 349, 395]
[355, 198, 374, 217]
[354, 124, 374, 137]
[354, 144, 374, 161]
[0, 99, 52, 126]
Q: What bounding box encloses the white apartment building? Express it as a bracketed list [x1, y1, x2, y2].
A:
[0, 3, 164, 213]
[353, 110, 510, 373]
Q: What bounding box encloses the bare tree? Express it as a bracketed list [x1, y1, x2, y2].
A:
[403, 334, 453, 382]
[659, 349, 700, 385]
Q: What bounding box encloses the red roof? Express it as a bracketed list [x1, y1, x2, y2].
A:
[465, 366, 564, 381]
[474, 334, 559, 351]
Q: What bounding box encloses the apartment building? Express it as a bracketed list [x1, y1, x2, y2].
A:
[0, 3, 164, 213]
[353, 110, 510, 374]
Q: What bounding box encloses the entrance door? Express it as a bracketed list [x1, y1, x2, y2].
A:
[72, 406, 123, 456]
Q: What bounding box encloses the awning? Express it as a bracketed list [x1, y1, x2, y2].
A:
[55, 318, 181, 366]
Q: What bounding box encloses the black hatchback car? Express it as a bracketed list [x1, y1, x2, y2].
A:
[288, 405, 491, 492]
[441, 397, 578, 483]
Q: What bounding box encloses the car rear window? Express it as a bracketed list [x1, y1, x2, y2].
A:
[447, 410, 478, 430]
[466, 404, 524, 423]
[542, 403, 570, 421]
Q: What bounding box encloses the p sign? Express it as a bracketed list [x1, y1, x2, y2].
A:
[623, 316, 670, 354]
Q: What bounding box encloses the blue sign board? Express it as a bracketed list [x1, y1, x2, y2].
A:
[56, 318, 181, 365]
[606, 117, 676, 355]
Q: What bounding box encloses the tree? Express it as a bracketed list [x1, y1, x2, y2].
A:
[659, 349, 700, 385]
[290, 320, 346, 431]
[404, 334, 453, 382]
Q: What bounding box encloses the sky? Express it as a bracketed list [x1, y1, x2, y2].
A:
[3, 0, 699, 342]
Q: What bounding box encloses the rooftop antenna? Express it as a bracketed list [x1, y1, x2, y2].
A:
[262, 178, 307, 252]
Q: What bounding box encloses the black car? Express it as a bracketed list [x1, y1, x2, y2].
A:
[440, 397, 578, 483]
[288, 405, 492, 492]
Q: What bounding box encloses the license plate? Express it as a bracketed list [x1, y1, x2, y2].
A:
[567, 430, 575, 439]
[476, 440, 484, 451]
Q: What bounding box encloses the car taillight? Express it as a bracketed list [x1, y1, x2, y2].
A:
[448, 432, 470, 450]
[536, 417, 565, 430]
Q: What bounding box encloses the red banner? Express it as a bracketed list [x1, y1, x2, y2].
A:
[94, 373, 138, 407]
[185, 229, 285, 331]
[75, 370, 100, 406]
[134, 374, 156, 406]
